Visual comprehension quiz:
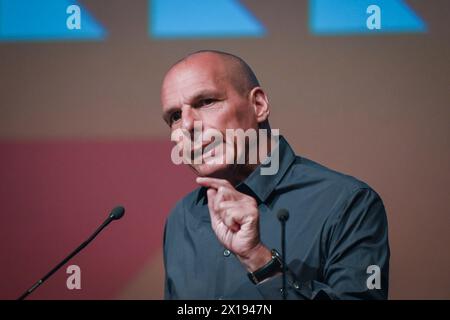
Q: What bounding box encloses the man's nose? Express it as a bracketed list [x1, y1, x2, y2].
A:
[181, 106, 198, 132]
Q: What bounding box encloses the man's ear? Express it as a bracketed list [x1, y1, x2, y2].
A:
[250, 87, 270, 125]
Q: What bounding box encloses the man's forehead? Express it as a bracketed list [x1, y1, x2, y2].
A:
[162, 60, 229, 102]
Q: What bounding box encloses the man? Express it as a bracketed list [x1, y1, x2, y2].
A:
[161, 50, 389, 299]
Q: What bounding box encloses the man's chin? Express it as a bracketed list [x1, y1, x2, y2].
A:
[191, 163, 232, 179]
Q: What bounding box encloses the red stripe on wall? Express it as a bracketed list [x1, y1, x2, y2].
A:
[0, 139, 196, 299]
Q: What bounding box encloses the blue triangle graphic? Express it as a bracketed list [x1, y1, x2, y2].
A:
[0, 0, 106, 41]
[150, 0, 266, 38]
[309, 0, 427, 35]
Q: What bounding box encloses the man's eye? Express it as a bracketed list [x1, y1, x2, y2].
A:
[170, 111, 181, 124]
[197, 98, 216, 107]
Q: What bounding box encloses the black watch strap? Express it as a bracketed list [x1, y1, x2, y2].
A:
[247, 249, 283, 284]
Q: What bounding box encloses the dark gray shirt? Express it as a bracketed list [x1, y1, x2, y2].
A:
[163, 136, 389, 299]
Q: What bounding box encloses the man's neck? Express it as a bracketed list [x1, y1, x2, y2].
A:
[223, 132, 276, 186]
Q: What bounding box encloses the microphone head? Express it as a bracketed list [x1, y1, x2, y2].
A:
[109, 206, 125, 220]
[277, 208, 289, 222]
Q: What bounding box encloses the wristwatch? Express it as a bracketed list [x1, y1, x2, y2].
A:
[247, 249, 283, 284]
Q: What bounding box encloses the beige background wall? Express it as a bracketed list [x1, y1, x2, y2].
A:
[1, 0, 449, 299]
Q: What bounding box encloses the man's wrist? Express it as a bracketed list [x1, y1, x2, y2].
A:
[238, 243, 272, 272]
[246, 248, 284, 285]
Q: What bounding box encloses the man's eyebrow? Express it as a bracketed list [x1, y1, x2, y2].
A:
[162, 89, 223, 122]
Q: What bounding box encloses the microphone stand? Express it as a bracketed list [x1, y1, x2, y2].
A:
[17, 206, 125, 300]
[277, 209, 289, 300]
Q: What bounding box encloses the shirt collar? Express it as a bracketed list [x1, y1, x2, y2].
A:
[195, 135, 296, 204]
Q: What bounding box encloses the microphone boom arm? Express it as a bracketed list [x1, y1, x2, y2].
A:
[17, 206, 125, 300]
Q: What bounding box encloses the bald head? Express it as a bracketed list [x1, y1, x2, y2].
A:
[165, 50, 260, 97]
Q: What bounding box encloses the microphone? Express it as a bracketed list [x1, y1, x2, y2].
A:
[17, 206, 125, 300]
[109, 205, 125, 220]
[277, 208, 289, 300]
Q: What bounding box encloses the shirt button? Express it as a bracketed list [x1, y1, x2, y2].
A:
[223, 249, 231, 257]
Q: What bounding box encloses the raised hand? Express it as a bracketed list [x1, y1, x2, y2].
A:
[196, 177, 271, 272]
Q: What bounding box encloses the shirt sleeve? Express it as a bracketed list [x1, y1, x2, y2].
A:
[255, 187, 390, 300]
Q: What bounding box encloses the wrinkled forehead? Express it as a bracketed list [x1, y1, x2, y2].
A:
[161, 58, 230, 107]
